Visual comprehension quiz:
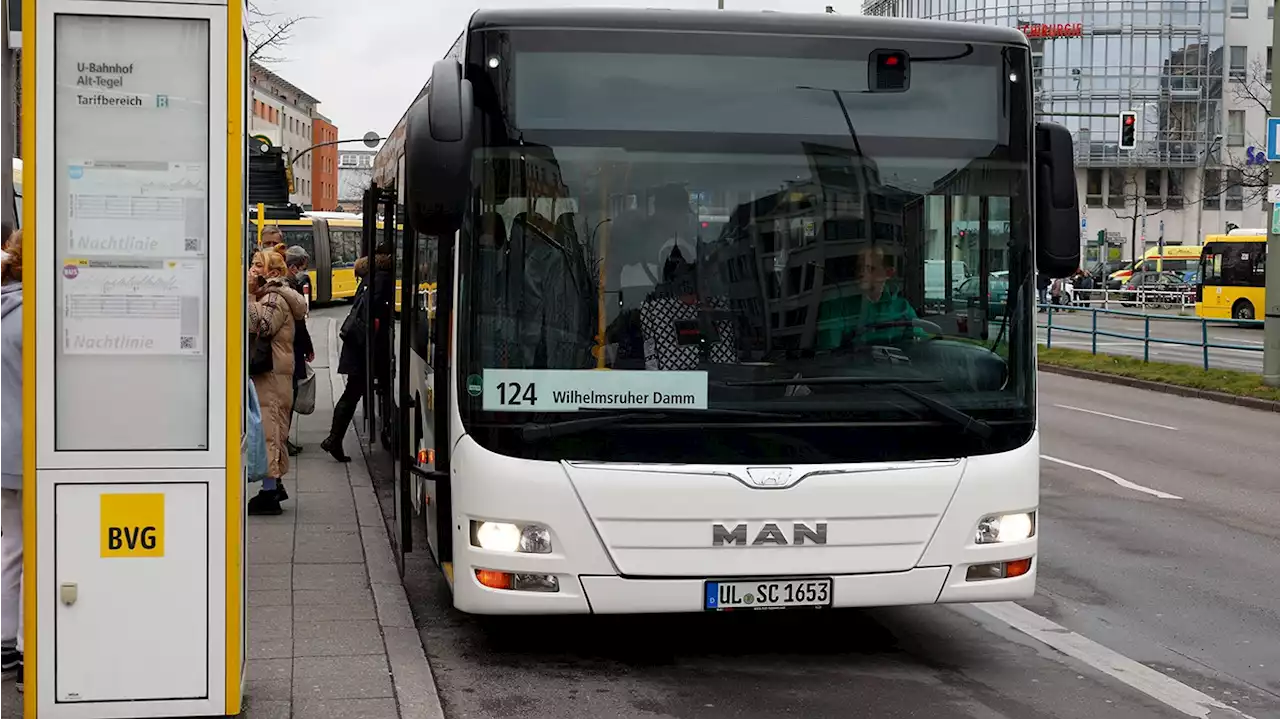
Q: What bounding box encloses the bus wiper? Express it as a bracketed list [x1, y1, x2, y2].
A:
[885, 383, 993, 440]
[725, 375, 992, 439]
[520, 408, 797, 441]
[726, 376, 941, 387]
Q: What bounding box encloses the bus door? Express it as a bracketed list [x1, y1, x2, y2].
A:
[311, 218, 334, 303]
[361, 183, 414, 571]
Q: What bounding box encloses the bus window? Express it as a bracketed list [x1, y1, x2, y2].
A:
[1203, 242, 1266, 287]
[330, 228, 360, 267]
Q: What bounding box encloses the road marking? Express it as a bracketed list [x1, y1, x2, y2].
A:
[1041, 455, 1182, 500]
[1051, 404, 1178, 431]
[974, 602, 1255, 719]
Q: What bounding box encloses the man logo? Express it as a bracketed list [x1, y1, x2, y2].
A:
[745, 467, 794, 488]
[711, 522, 828, 546]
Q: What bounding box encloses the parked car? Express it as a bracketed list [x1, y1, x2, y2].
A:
[956, 273, 1010, 318]
[1120, 271, 1193, 307]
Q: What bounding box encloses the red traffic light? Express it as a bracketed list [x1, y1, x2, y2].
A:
[884, 55, 900, 66]
[1123, 115, 1135, 125]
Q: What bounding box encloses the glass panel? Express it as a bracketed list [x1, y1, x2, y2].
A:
[1228, 110, 1246, 146]
[1167, 168, 1184, 209]
[1108, 168, 1128, 208]
[53, 15, 211, 451]
[457, 28, 1034, 465]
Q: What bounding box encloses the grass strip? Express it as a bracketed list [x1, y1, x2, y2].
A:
[1038, 345, 1280, 402]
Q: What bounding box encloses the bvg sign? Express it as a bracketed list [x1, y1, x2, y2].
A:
[1019, 23, 1085, 38]
[100, 493, 165, 558]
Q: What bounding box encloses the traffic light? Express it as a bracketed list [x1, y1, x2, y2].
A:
[1119, 111, 1137, 150]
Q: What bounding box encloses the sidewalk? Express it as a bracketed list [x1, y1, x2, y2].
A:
[0, 318, 443, 718]
[241, 317, 443, 719]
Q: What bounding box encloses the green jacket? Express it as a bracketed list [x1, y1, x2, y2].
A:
[816, 289, 924, 350]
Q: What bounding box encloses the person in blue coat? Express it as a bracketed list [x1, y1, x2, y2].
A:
[1, 224, 25, 691]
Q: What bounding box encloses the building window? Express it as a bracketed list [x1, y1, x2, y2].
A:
[1086, 169, 1103, 207]
[1229, 46, 1247, 80]
[1167, 169, 1184, 209]
[1203, 170, 1222, 211]
[1107, 168, 1128, 209]
[1230, 0, 1248, 17]
[1228, 110, 1246, 146]
[1225, 169, 1244, 211]
[1145, 170, 1163, 209]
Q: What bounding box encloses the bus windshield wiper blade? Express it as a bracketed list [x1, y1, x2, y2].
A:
[885, 383, 993, 440]
[722, 375, 992, 439]
[726, 376, 941, 387]
[520, 408, 797, 441]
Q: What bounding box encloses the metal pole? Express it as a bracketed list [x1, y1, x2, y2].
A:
[1265, 9, 1280, 386]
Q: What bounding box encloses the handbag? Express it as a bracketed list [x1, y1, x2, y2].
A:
[295, 364, 316, 415]
[340, 286, 369, 342]
[244, 380, 269, 482]
[249, 332, 273, 376]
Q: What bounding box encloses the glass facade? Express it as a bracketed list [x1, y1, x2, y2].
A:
[864, 0, 1225, 169]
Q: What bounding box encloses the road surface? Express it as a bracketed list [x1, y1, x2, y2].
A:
[312, 297, 1278, 719]
[1037, 308, 1265, 372]
[383, 364, 1280, 719]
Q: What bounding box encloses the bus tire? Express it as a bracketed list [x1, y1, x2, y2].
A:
[1232, 299, 1255, 323]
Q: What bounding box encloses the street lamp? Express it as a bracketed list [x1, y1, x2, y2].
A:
[289, 130, 383, 166]
[1194, 133, 1225, 244]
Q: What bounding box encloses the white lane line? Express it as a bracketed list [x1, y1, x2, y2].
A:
[1041, 455, 1183, 500]
[974, 602, 1255, 719]
[1051, 404, 1179, 431]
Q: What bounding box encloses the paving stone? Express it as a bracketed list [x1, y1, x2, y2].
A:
[293, 587, 373, 606]
[294, 562, 370, 592]
[240, 698, 291, 719]
[293, 655, 393, 701]
[247, 636, 292, 660]
[293, 619, 385, 657]
[292, 697, 399, 719]
[294, 529, 365, 564]
[248, 588, 291, 607]
[293, 601, 378, 622]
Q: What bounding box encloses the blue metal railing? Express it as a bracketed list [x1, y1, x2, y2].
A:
[1037, 304, 1264, 370]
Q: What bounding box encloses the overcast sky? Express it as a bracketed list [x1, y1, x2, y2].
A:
[259, 0, 865, 147]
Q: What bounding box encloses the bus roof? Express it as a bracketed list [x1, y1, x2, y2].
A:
[468, 7, 1029, 46]
[1206, 233, 1265, 243]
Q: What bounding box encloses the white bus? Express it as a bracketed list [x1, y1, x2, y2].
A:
[372, 8, 1080, 614]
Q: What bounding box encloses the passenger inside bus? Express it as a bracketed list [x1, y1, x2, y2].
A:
[816, 245, 927, 351]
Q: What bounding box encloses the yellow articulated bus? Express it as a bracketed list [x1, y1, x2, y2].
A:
[1195, 233, 1266, 321]
[248, 213, 364, 303]
[1108, 243, 1203, 286]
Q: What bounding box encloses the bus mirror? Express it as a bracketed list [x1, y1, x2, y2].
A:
[406, 59, 473, 238]
[1034, 121, 1080, 278]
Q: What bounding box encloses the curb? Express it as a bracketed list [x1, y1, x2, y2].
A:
[1038, 363, 1280, 413]
[327, 319, 447, 719]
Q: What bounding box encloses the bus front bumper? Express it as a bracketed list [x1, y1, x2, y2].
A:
[451, 560, 1036, 615]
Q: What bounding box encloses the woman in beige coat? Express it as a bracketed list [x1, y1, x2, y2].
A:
[247, 249, 308, 516]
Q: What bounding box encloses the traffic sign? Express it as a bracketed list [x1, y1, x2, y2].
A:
[1272, 203, 1280, 234]
[1268, 184, 1280, 203]
[1267, 118, 1280, 161]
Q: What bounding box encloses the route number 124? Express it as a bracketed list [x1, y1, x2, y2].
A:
[496, 381, 538, 406]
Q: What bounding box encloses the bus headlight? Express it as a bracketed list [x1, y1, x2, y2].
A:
[471, 520, 553, 554]
[975, 512, 1035, 544]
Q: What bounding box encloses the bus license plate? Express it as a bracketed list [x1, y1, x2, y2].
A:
[704, 578, 832, 611]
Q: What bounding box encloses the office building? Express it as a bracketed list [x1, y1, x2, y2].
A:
[863, 0, 1273, 264]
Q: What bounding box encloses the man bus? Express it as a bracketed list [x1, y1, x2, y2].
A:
[1196, 233, 1266, 321]
[373, 8, 1079, 614]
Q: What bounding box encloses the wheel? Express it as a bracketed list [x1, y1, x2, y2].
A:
[1232, 299, 1255, 321]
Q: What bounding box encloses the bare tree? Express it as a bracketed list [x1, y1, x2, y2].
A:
[247, 0, 313, 63]
[1222, 58, 1272, 204]
[1107, 171, 1188, 260]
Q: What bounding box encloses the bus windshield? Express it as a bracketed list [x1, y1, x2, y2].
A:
[455, 28, 1034, 464]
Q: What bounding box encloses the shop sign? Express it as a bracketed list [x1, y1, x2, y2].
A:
[1019, 23, 1084, 38]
